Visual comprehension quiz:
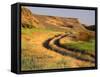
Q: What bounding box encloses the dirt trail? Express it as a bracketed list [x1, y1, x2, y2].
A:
[43, 34, 95, 63]
[22, 32, 95, 70]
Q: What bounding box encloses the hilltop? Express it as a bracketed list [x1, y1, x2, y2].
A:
[21, 7, 95, 41]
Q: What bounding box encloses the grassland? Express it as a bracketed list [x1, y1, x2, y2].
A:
[61, 38, 95, 52]
[21, 28, 95, 71]
[21, 7, 95, 71]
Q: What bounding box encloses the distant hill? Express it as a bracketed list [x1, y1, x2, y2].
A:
[21, 7, 95, 41]
[21, 7, 87, 31]
[82, 24, 95, 31]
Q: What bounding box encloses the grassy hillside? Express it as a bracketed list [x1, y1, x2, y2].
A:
[21, 7, 95, 71]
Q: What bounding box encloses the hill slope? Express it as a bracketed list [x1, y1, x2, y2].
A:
[21, 7, 95, 41]
[21, 7, 95, 70]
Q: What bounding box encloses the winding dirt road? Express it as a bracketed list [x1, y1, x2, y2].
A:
[43, 34, 95, 63]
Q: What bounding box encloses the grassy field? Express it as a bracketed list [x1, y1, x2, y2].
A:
[60, 38, 95, 55]
[59, 36, 95, 64]
[21, 7, 95, 71]
[21, 28, 95, 71]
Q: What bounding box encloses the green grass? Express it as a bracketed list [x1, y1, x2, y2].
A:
[22, 27, 63, 33]
[21, 27, 64, 38]
[21, 27, 52, 35]
[21, 55, 71, 70]
[21, 55, 45, 70]
[62, 39, 95, 52]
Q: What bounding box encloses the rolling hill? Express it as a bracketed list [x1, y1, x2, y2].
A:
[21, 7, 95, 70]
[22, 7, 86, 30]
[21, 7, 95, 41]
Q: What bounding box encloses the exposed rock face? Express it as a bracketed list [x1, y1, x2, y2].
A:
[21, 7, 45, 28]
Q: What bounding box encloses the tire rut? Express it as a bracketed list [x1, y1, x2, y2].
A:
[43, 34, 95, 63]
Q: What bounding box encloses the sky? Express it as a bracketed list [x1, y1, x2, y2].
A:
[26, 6, 95, 25]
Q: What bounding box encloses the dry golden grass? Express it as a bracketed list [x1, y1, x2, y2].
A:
[21, 7, 95, 71]
[21, 28, 94, 71]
